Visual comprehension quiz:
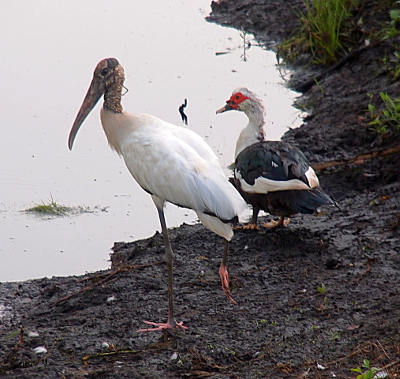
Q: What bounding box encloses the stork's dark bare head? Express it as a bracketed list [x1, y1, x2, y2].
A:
[68, 58, 125, 150]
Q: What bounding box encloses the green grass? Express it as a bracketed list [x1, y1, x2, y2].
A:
[367, 92, 400, 138]
[382, 8, 400, 39]
[25, 200, 70, 216]
[23, 197, 91, 217]
[350, 359, 385, 379]
[317, 283, 327, 295]
[298, 0, 358, 65]
[382, 51, 400, 79]
[278, 0, 359, 65]
[280, 1, 399, 66]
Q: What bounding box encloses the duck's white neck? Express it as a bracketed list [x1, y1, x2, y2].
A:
[234, 102, 266, 157]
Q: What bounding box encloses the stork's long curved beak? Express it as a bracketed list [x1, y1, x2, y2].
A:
[68, 78, 105, 150]
[216, 103, 234, 114]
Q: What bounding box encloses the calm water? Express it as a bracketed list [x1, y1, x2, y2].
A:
[0, 0, 300, 281]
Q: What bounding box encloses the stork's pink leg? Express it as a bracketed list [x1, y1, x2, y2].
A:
[137, 209, 187, 332]
[137, 320, 187, 332]
[219, 239, 237, 305]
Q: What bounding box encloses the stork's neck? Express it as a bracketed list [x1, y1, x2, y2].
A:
[234, 101, 266, 157]
[103, 66, 124, 113]
[100, 108, 133, 156]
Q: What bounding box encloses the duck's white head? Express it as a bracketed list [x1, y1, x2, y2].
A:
[216, 87, 265, 116]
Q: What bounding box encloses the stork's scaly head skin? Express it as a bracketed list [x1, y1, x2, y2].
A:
[68, 58, 124, 150]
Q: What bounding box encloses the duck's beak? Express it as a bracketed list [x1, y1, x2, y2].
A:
[68, 77, 105, 150]
[216, 102, 234, 114]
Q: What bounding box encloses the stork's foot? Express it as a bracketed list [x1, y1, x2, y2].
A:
[137, 320, 187, 333]
[233, 223, 260, 231]
[219, 264, 237, 305]
[261, 217, 291, 228]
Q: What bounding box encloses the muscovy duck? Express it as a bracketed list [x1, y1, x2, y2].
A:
[217, 87, 335, 229]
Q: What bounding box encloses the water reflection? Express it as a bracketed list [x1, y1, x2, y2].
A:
[0, 0, 300, 281]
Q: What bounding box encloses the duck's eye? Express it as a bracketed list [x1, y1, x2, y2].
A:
[235, 95, 240, 100]
[101, 68, 109, 76]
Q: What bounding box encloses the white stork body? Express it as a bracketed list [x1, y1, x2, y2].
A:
[101, 109, 242, 240]
[68, 58, 245, 332]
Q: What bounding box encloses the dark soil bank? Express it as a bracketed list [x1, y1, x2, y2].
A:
[1, 1, 400, 378]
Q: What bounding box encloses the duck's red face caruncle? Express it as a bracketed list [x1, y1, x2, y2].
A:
[226, 92, 250, 110]
[216, 92, 250, 113]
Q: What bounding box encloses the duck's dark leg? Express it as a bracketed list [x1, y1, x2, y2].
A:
[219, 239, 237, 305]
[138, 209, 187, 332]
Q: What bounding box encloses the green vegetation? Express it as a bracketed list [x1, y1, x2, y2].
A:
[317, 283, 327, 295]
[350, 359, 386, 379]
[328, 329, 340, 342]
[299, 0, 358, 64]
[23, 196, 91, 217]
[382, 8, 400, 39]
[280, 1, 399, 67]
[367, 92, 400, 138]
[279, 0, 359, 65]
[382, 51, 400, 79]
[25, 200, 70, 215]
[316, 283, 329, 312]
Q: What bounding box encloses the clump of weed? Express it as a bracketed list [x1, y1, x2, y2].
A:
[316, 283, 329, 311]
[300, 0, 358, 64]
[23, 196, 91, 218]
[382, 51, 400, 79]
[382, 7, 400, 39]
[25, 199, 70, 216]
[279, 0, 359, 65]
[350, 359, 388, 379]
[317, 283, 327, 295]
[367, 92, 400, 140]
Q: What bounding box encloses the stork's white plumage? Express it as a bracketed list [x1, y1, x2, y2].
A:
[68, 58, 246, 332]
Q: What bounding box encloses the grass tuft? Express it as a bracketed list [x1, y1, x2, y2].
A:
[367, 92, 400, 139]
[279, 0, 359, 65]
[23, 196, 92, 217]
[25, 201, 70, 216]
[298, 0, 358, 65]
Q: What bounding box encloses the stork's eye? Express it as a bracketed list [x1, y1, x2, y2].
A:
[101, 68, 109, 76]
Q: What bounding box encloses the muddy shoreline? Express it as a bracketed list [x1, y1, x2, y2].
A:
[1, 1, 400, 378]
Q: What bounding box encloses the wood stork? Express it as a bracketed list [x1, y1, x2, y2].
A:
[68, 58, 246, 332]
[216, 87, 335, 230]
